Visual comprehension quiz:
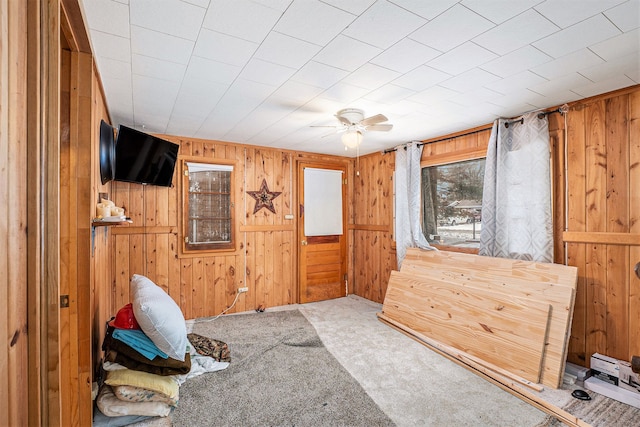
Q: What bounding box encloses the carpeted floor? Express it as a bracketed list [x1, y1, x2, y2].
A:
[164, 295, 639, 426]
[171, 309, 394, 426]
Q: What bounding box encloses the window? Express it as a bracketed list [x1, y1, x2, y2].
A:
[182, 161, 234, 252]
[421, 158, 485, 249]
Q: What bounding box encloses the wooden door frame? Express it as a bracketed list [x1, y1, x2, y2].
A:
[296, 160, 348, 303]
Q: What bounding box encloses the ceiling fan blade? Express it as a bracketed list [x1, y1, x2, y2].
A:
[360, 114, 388, 126]
[366, 123, 393, 132]
[336, 115, 352, 126]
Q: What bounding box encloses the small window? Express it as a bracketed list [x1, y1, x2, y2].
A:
[421, 158, 485, 249]
[182, 161, 234, 252]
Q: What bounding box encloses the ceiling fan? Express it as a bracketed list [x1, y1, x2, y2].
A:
[316, 108, 393, 148]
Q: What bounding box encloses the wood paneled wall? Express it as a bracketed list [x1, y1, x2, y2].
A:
[1, 1, 29, 425]
[560, 87, 640, 366]
[350, 87, 640, 368]
[110, 136, 347, 320]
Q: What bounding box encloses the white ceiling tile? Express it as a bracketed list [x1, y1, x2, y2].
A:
[82, 0, 129, 37]
[132, 75, 181, 117]
[321, 0, 376, 15]
[342, 0, 427, 49]
[484, 70, 548, 95]
[384, 99, 433, 116]
[341, 63, 401, 90]
[530, 48, 604, 79]
[182, 0, 210, 8]
[165, 116, 206, 138]
[605, 1, 640, 32]
[318, 82, 370, 103]
[427, 42, 498, 75]
[572, 74, 636, 97]
[589, 28, 640, 61]
[184, 56, 241, 85]
[274, 0, 355, 45]
[533, 14, 621, 58]
[101, 75, 133, 109]
[202, 0, 283, 43]
[270, 81, 325, 104]
[130, 0, 205, 40]
[363, 84, 416, 104]
[369, 38, 440, 73]
[95, 56, 131, 80]
[461, 0, 543, 25]
[473, 9, 559, 56]
[314, 35, 382, 72]
[250, 0, 293, 12]
[408, 85, 459, 105]
[193, 28, 258, 66]
[254, 32, 322, 69]
[439, 68, 501, 93]
[392, 65, 451, 91]
[480, 45, 552, 78]
[171, 86, 225, 119]
[132, 112, 171, 133]
[525, 90, 583, 109]
[291, 61, 349, 89]
[579, 52, 640, 82]
[409, 4, 494, 52]
[238, 58, 297, 86]
[90, 30, 131, 62]
[529, 72, 593, 96]
[132, 54, 186, 81]
[113, 0, 129, 4]
[130, 26, 194, 64]
[388, 0, 459, 20]
[448, 87, 502, 107]
[534, 0, 627, 29]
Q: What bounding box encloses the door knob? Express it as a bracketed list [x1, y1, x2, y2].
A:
[635, 262, 640, 279]
[301, 240, 308, 246]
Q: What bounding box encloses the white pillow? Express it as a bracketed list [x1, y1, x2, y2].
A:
[130, 274, 187, 361]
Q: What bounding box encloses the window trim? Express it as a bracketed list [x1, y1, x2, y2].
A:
[179, 157, 237, 256]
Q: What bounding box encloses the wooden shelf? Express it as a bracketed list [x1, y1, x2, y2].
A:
[91, 218, 132, 227]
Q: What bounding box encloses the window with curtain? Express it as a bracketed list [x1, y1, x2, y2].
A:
[182, 161, 234, 252]
[421, 158, 485, 249]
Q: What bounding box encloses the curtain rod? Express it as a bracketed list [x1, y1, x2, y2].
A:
[504, 106, 568, 128]
[382, 104, 569, 154]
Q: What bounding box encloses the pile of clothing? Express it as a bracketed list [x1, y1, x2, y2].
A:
[93, 274, 231, 426]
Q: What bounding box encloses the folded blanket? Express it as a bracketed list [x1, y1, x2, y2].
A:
[112, 328, 168, 360]
[103, 326, 191, 376]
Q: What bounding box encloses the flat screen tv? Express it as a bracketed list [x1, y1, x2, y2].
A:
[99, 120, 116, 185]
[114, 125, 179, 187]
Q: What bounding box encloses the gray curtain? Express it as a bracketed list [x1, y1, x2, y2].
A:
[395, 141, 433, 269]
[479, 112, 553, 262]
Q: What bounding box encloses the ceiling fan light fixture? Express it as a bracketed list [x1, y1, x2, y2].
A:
[342, 130, 363, 148]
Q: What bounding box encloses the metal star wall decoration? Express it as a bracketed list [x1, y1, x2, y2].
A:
[247, 178, 281, 214]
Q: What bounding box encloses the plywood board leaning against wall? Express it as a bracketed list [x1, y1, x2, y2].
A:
[379, 248, 578, 389]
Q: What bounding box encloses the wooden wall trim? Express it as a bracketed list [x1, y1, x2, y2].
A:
[349, 224, 391, 232]
[240, 224, 295, 232]
[43, 0, 61, 424]
[563, 231, 640, 246]
[59, 0, 90, 53]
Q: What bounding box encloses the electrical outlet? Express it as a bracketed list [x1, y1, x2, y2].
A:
[238, 287, 249, 293]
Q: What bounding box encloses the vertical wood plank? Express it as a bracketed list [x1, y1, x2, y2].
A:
[629, 90, 640, 359]
[191, 257, 204, 319]
[605, 96, 629, 358]
[566, 105, 588, 364]
[584, 100, 608, 358]
[181, 259, 193, 319]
